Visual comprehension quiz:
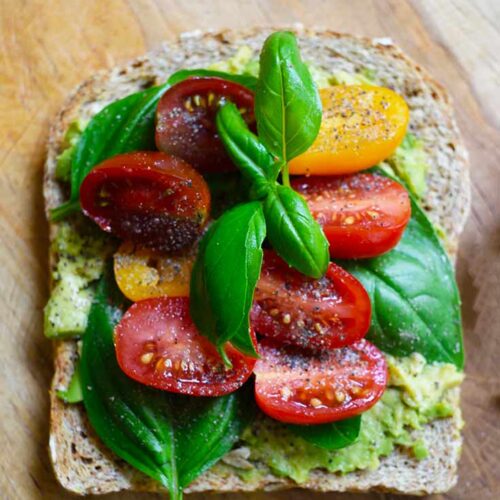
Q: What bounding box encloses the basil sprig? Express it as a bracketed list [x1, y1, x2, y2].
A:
[81, 271, 255, 498]
[191, 32, 327, 356]
[288, 415, 361, 450]
[340, 170, 464, 369]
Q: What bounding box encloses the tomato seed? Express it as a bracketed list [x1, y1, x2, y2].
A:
[310, 398, 322, 408]
[335, 390, 346, 403]
[282, 314, 291, 324]
[140, 352, 154, 364]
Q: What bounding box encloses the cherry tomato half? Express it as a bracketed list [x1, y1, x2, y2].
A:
[292, 173, 411, 258]
[114, 241, 195, 301]
[80, 152, 210, 252]
[289, 85, 409, 175]
[115, 297, 256, 396]
[156, 77, 255, 173]
[251, 251, 371, 350]
[254, 339, 387, 424]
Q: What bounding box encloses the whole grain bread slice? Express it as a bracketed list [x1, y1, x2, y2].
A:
[44, 26, 470, 496]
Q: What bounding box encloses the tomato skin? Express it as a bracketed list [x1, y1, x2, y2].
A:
[292, 173, 411, 258]
[254, 339, 387, 424]
[115, 297, 256, 396]
[251, 251, 371, 350]
[114, 241, 194, 301]
[80, 152, 210, 252]
[289, 85, 409, 175]
[156, 77, 255, 173]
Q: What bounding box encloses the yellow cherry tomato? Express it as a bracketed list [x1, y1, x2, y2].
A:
[289, 85, 409, 175]
[114, 241, 195, 301]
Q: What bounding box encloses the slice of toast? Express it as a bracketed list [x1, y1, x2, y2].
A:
[44, 26, 470, 496]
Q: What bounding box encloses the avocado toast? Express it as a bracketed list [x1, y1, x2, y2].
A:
[44, 27, 470, 496]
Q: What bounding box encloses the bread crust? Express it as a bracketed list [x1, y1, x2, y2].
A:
[45, 26, 470, 496]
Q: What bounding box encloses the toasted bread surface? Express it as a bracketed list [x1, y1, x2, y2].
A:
[44, 27, 470, 496]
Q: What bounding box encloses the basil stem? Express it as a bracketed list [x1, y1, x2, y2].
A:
[190, 202, 266, 361]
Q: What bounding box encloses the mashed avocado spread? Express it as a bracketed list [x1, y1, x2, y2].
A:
[221, 354, 463, 484]
[47, 51, 459, 482]
[54, 119, 86, 182]
[44, 220, 113, 338]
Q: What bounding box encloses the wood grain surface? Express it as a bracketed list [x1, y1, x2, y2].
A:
[1, 1, 499, 499]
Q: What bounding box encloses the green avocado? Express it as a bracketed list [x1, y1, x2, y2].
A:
[230, 354, 463, 483]
[44, 220, 114, 338]
[387, 133, 429, 198]
[55, 119, 86, 182]
[208, 45, 259, 77]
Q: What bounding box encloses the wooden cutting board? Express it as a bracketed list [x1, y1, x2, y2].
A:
[1, 1, 499, 499]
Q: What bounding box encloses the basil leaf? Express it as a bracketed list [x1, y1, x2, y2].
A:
[167, 68, 257, 91]
[174, 383, 256, 486]
[255, 31, 321, 163]
[51, 83, 169, 221]
[204, 172, 249, 218]
[81, 271, 255, 498]
[264, 185, 329, 278]
[190, 202, 266, 358]
[288, 415, 361, 450]
[340, 174, 464, 369]
[56, 360, 83, 403]
[216, 103, 278, 196]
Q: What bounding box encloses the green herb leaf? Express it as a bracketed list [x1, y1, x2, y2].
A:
[204, 172, 249, 218]
[81, 271, 255, 498]
[167, 68, 257, 91]
[255, 31, 322, 167]
[51, 83, 169, 221]
[216, 103, 278, 197]
[340, 171, 464, 369]
[56, 360, 83, 403]
[190, 202, 266, 358]
[263, 184, 329, 278]
[288, 415, 361, 450]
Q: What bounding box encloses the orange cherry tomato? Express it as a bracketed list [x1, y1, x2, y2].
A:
[114, 241, 195, 301]
[289, 85, 409, 175]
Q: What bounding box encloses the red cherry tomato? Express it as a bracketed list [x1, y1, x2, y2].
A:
[292, 173, 411, 259]
[80, 152, 210, 252]
[155, 77, 255, 173]
[115, 297, 257, 396]
[254, 339, 387, 424]
[251, 251, 371, 350]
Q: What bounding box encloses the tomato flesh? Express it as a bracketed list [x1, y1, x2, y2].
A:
[115, 297, 256, 396]
[254, 339, 387, 424]
[251, 251, 371, 350]
[80, 152, 210, 252]
[292, 173, 411, 258]
[114, 241, 195, 301]
[156, 77, 255, 173]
